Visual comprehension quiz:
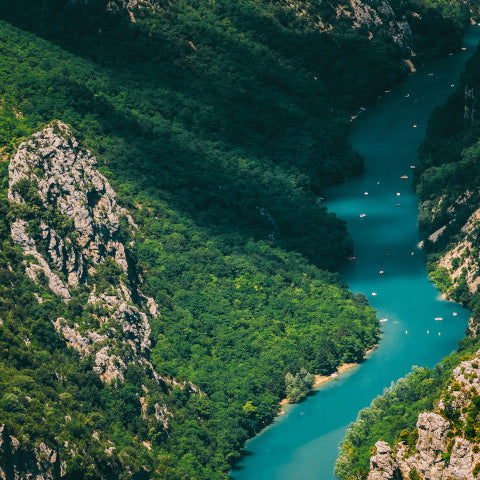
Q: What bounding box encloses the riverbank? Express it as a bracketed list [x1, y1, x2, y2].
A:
[231, 26, 480, 480]
[279, 348, 376, 412]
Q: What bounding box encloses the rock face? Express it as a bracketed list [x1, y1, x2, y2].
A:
[8, 122, 166, 386]
[0, 424, 65, 480]
[368, 441, 402, 480]
[349, 0, 412, 48]
[437, 206, 480, 296]
[284, 0, 412, 50]
[367, 350, 480, 479]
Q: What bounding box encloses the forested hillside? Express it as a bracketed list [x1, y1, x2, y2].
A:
[413, 41, 480, 326]
[0, 0, 476, 478]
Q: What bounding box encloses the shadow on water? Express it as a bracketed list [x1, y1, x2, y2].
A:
[231, 26, 480, 480]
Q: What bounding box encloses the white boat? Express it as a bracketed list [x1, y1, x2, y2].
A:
[435, 317, 443, 321]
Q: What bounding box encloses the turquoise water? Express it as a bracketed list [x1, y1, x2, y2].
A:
[231, 27, 480, 480]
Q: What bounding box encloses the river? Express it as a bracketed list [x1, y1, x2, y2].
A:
[230, 27, 480, 480]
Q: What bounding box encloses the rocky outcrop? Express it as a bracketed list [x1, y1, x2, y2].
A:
[350, 0, 412, 48]
[8, 122, 168, 387]
[437, 206, 480, 295]
[367, 350, 480, 479]
[368, 441, 402, 480]
[284, 0, 412, 49]
[0, 424, 66, 480]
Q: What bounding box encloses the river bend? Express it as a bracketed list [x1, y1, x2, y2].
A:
[231, 27, 480, 480]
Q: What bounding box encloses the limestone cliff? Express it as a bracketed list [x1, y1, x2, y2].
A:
[7, 122, 201, 437]
[8, 121, 167, 385]
[367, 350, 480, 479]
[283, 0, 412, 50]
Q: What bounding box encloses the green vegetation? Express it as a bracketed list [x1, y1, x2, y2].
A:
[335, 336, 480, 479]
[285, 369, 315, 403]
[0, 0, 475, 477]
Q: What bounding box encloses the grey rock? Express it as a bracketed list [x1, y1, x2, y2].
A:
[368, 441, 402, 480]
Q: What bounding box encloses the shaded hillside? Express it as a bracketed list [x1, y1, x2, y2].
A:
[0, 0, 473, 267]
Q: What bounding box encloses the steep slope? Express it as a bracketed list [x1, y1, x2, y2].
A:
[1, 120, 379, 478]
[366, 349, 480, 480]
[8, 121, 164, 386]
[413, 43, 480, 328]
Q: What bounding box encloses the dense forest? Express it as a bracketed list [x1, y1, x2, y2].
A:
[0, 0, 477, 478]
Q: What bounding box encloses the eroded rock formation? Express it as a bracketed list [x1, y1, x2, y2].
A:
[367, 351, 480, 479]
[8, 122, 166, 386]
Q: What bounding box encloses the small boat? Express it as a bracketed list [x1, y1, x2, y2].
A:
[396, 192, 401, 196]
[396, 203, 401, 206]
[438, 332, 442, 336]
[411, 251, 415, 256]
[393, 321, 398, 324]
[428, 73, 434, 76]
[412, 124, 418, 128]
[380, 318, 388, 322]
[364, 192, 369, 196]
[435, 317, 443, 321]
[379, 270, 384, 275]
[348, 256, 356, 261]
[453, 312, 457, 316]
[371, 292, 378, 296]
[405, 330, 408, 334]
[360, 213, 366, 218]
[451, 84, 455, 87]
[427, 330, 430, 334]
[410, 165, 416, 168]
[405, 93, 410, 98]
[462, 47, 467, 51]
[385, 90, 391, 93]
[401, 175, 408, 179]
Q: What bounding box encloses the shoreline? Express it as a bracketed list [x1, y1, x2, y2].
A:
[278, 346, 376, 413]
